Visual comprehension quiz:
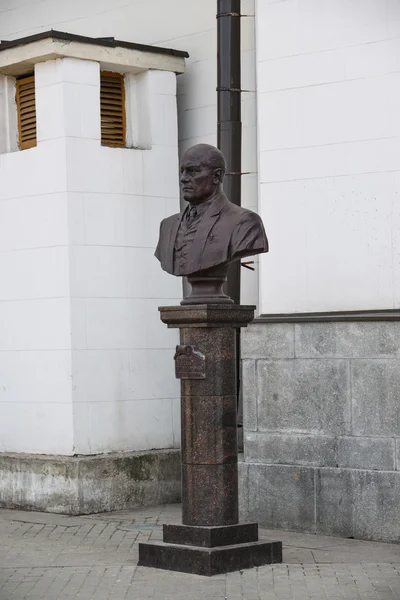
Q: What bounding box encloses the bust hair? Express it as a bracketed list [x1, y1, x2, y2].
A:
[204, 146, 226, 178]
[184, 143, 226, 178]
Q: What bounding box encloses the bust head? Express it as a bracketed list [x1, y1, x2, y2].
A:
[180, 144, 226, 205]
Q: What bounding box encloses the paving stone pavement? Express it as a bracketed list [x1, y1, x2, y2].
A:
[1, 503, 400, 599]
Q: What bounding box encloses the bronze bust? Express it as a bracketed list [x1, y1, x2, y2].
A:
[155, 144, 268, 304]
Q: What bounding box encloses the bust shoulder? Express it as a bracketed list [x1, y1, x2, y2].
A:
[160, 212, 181, 229]
[220, 200, 262, 225]
[238, 207, 263, 223]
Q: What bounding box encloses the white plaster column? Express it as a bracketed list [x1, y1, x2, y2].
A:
[62, 66, 182, 455]
[0, 60, 72, 454]
[35, 58, 100, 145]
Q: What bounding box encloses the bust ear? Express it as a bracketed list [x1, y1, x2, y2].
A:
[213, 168, 223, 184]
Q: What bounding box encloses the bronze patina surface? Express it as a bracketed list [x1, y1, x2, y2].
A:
[154, 144, 268, 304]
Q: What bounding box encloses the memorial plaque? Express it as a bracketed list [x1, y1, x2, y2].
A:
[174, 345, 206, 379]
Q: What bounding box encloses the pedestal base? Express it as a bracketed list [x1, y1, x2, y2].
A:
[138, 539, 282, 577]
[163, 523, 258, 547]
[147, 304, 283, 576]
[138, 522, 282, 576]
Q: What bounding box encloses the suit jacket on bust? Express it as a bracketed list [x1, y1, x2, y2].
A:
[154, 192, 268, 276]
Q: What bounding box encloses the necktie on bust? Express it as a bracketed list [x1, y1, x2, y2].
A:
[186, 205, 197, 224]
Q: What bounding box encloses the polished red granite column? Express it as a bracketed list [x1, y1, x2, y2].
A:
[180, 324, 238, 527]
[138, 305, 282, 576]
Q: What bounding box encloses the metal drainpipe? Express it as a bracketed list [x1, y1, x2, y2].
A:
[217, 0, 242, 426]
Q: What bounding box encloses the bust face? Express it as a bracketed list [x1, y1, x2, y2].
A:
[180, 149, 221, 205]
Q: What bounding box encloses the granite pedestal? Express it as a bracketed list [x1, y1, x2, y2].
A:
[138, 305, 282, 576]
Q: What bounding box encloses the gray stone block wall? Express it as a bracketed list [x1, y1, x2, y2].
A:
[240, 321, 400, 542]
[0, 449, 181, 514]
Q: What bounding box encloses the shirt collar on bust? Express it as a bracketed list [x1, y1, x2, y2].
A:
[186, 196, 215, 219]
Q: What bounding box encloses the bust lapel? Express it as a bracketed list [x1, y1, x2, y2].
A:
[186, 193, 227, 272]
[166, 211, 185, 272]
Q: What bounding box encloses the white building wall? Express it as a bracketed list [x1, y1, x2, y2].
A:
[0, 54, 182, 455]
[256, 0, 400, 315]
[0, 78, 73, 452]
[0, 0, 261, 454]
[0, 0, 260, 305]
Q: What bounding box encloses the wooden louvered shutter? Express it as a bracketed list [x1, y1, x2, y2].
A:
[16, 75, 37, 150]
[100, 71, 126, 148]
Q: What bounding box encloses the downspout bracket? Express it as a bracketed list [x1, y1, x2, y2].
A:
[216, 12, 241, 17]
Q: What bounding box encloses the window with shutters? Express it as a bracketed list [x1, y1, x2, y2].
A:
[100, 71, 126, 148]
[16, 74, 37, 150]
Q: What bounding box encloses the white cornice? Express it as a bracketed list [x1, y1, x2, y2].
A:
[0, 38, 186, 77]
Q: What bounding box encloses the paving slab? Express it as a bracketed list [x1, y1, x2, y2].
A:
[1, 504, 400, 599]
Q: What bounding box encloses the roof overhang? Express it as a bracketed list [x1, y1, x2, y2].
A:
[0, 30, 188, 77]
